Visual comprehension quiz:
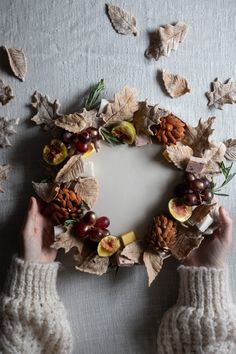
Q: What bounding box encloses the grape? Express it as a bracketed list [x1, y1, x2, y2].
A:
[87, 127, 99, 140]
[101, 229, 110, 237]
[190, 179, 205, 192]
[184, 172, 195, 182]
[95, 216, 110, 229]
[78, 131, 91, 144]
[184, 193, 198, 206]
[62, 132, 73, 143]
[200, 177, 210, 189]
[83, 211, 97, 225]
[76, 222, 90, 238]
[75, 142, 89, 153]
[88, 228, 104, 242]
[201, 190, 213, 202]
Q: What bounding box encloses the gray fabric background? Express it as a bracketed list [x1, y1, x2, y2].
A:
[0, 1, 236, 353]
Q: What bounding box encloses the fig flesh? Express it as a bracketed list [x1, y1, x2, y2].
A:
[97, 235, 121, 257]
[111, 121, 136, 145]
[168, 198, 192, 222]
[43, 139, 68, 165]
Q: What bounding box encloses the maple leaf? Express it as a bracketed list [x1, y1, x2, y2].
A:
[145, 22, 189, 60]
[162, 70, 190, 98]
[0, 79, 14, 105]
[224, 139, 236, 161]
[0, 164, 10, 192]
[73, 177, 99, 208]
[32, 181, 60, 203]
[206, 78, 236, 110]
[106, 4, 139, 36]
[143, 251, 163, 286]
[166, 142, 193, 169]
[3, 47, 27, 81]
[51, 225, 83, 253]
[55, 155, 84, 183]
[31, 91, 61, 130]
[54, 108, 100, 133]
[202, 142, 226, 175]
[0, 116, 19, 147]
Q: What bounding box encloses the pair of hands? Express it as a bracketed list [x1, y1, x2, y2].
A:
[22, 197, 233, 268]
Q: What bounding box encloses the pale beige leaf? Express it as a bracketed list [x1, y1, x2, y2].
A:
[166, 142, 193, 169]
[0, 116, 19, 147]
[145, 22, 189, 60]
[202, 142, 226, 175]
[120, 241, 144, 263]
[0, 79, 14, 106]
[32, 181, 60, 203]
[206, 78, 236, 110]
[102, 85, 138, 124]
[51, 225, 83, 253]
[0, 164, 10, 192]
[162, 70, 190, 98]
[31, 91, 61, 131]
[4, 47, 27, 81]
[73, 177, 99, 208]
[55, 155, 84, 183]
[106, 4, 138, 36]
[75, 252, 109, 275]
[143, 251, 163, 286]
[224, 139, 236, 161]
[55, 113, 87, 133]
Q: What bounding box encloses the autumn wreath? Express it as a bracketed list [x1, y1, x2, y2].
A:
[31, 80, 236, 286]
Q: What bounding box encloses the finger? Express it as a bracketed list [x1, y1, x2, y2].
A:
[218, 206, 232, 227]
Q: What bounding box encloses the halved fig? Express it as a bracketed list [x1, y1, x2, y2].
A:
[43, 139, 68, 165]
[168, 198, 192, 222]
[111, 121, 136, 145]
[97, 235, 121, 257]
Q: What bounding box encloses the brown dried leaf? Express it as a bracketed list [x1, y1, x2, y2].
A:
[32, 181, 60, 203]
[51, 225, 83, 253]
[166, 142, 193, 169]
[162, 70, 190, 98]
[4, 47, 27, 81]
[55, 155, 84, 183]
[143, 251, 163, 286]
[145, 22, 189, 60]
[202, 142, 226, 175]
[206, 78, 236, 110]
[183, 117, 215, 157]
[75, 252, 109, 275]
[102, 85, 138, 125]
[120, 241, 144, 263]
[106, 4, 138, 36]
[0, 164, 10, 192]
[187, 204, 215, 226]
[224, 139, 236, 161]
[31, 91, 61, 130]
[54, 108, 99, 133]
[73, 177, 99, 208]
[0, 79, 14, 105]
[0, 116, 19, 147]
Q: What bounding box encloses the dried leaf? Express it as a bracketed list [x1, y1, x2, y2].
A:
[143, 251, 163, 286]
[32, 181, 59, 203]
[206, 78, 236, 110]
[166, 142, 193, 169]
[187, 204, 215, 226]
[0, 116, 19, 147]
[54, 108, 100, 133]
[224, 139, 236, 161]
[4, 47, 27, 81]
[75, 252, 109, 275]
[162, 70, 190, 98]
[73, 177, 99, 208]
[31, 91, 61, 130]
[55, 155, 84, 183]
[134, 133, 152, 147]
[120, 241, 144, 263]
[0, 164, 10, 192]
[145, 22, 189, 60]
[102, 85, 138, 125]
[202, 142, 226, 175]
[51, 225, 83, 253]
[0, 79, 14, 105]
[106, 4, 138, 36]
[183, 117, 215, 157]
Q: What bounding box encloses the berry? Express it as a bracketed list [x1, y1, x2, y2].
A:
[78, 131, 91, 144]
[87, 127, 99, 140]
[95, 216, 110, 229]
[201, 190, 213, 202]
[200, 177, 211, 189]
[75, 141, 89, 153]
[184, 193, 198, 206]
[88, 228, 104, 242]
[62, 132, 73, 143]
[83, 211, 97, 225]
[76, 222, 90, 238]
[184, 172, 195, 182]
[190, 179, 205, 192]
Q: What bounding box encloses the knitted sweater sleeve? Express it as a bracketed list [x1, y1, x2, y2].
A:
[0, 257, 73, 354]
[157, 265, 236, 354]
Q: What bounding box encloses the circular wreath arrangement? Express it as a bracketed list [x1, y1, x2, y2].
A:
[32, 79, 236, 286]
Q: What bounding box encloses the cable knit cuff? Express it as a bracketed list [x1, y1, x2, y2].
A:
[177, 265, 232, 311]
[4, 257, 60, 302]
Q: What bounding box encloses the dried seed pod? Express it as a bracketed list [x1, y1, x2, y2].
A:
[153, 114, 185, 145]
[147, 214, 177, 251]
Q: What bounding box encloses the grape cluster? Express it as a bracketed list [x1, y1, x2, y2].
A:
[62, 127, 99, 153]
[75, 211, 110, 242]
[174, 172, 213, 206]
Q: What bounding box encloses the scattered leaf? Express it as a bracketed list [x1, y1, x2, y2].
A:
[162, 70, 190, 98]
[145, 22, 189, 60]
[102, 85, 138, 125]
[73, 177, 99, 208]
[106, 4, 138, 36]
[84, 79, 105, 110]
[120, 241, 144, 263]
[51, 225, 83, 253]
[75, 251, 109, 275]
[3, 47, 27, 81]
[32, 181, 59, 203]
[224, 139, 236, 161]
[31, 91, 61, 130]
[0, 116, 19, 147]
[166, 142, 193, 169]
[202, 142, 226, 175]
[206, 78, 236, 110]
[55, 155, 84, 183]
[143, 251, 163, 286]
[0, 164, 10, 192]
[0, 79, 14, 105]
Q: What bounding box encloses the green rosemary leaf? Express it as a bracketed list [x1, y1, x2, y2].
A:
[84, 79, 105, 110]
[213, 192, 229, 196]
[100, 127, 121, 145]
[64, 219, 77, 226]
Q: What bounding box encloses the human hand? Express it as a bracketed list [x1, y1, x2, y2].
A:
[21, 197, 57, 263]
[184, 206, 233, 268]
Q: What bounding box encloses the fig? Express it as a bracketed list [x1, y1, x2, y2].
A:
[43, 139, 68, 165]
[97, 235, 121, 257]
[111, 121, 136, 145]
[168, 198, 192, 222]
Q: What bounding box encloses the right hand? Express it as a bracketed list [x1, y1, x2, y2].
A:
[184, 206, 233, 268]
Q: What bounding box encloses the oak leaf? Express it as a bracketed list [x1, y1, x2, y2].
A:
[0, 164, 10, 192]
[0, 116, 19, 147]
[143, 251, 163, 286]
[206, 78, 236, 110]
[51, 225, 83, 253]
[3, 47, 27, 81]
[54, 109, 100, 133]
[0, 79, 14, 105]
[145, 22, 189, 60]
[120, 241, 144, 263]
[166, 142, 193, 169]
[73, 177, 99, 208]
[162, 70, 190, 98]
[55, 155, 84, 183]
[32, 181, 60, 203]
[74, 251, 109, 275]
[202, 142, 226, 175]
[224, 139, 236, 161]
[106, 4, 138, 36]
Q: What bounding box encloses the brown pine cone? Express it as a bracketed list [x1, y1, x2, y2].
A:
[153, 114, 185, 145]
[148, 215, 177, 250]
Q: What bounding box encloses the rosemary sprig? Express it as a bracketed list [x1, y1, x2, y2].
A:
[212, 161, 236, 196]
[84, 79, 105, 110]
[100, 127, 122, 145]
[64, 219, 77, 226]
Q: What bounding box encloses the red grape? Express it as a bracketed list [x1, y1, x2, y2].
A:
[200, 177, 210, 189]
[78, 131, 91, 144]
[201, 190, 213, 202]
[95, 216, 110, 229]
[83, 211, 97, 225]
[62, 132, 73, 143]
[87, 127, 99, 140]
[190, 179, 205, 192]
[184, 193, 198, 206]
[185, 172, 195, 182]
[75, 141, 89, 153]
[88, 228, 104, 242]
[75, 222, 90, 238]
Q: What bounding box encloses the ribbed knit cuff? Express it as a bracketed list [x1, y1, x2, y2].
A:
[4, 257, 60, 302]
[177, 265, 232, 311]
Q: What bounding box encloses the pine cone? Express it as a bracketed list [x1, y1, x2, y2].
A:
[153, 114, 185, 145]
[148, 215, 177, 250]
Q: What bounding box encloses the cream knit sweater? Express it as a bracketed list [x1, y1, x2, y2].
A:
[0, 259, 236, 354]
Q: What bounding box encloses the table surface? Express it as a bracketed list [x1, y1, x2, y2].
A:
[0, 1, 236, 353]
